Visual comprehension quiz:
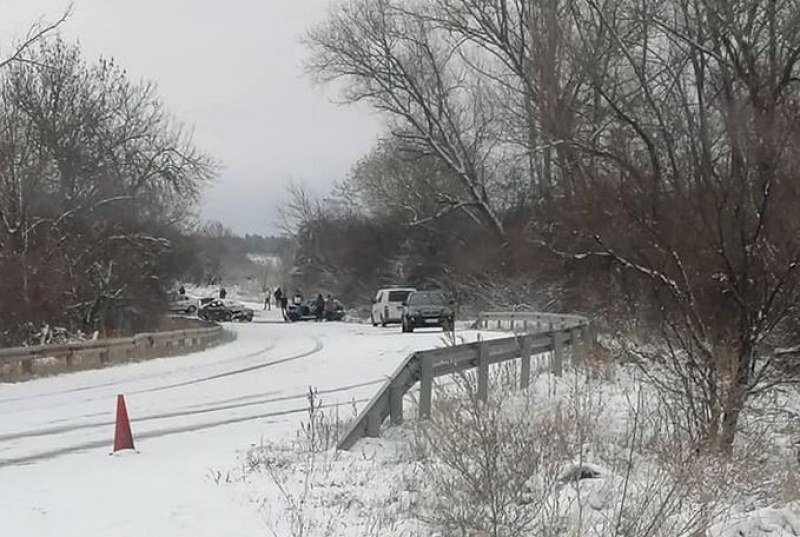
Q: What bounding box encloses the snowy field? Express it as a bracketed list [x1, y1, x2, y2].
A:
[0, 307, 486, 536]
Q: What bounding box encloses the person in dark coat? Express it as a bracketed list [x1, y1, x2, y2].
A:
[219, 287, 227, 299]
[275, 287, 287, 311]
[313, 293, 325, 321]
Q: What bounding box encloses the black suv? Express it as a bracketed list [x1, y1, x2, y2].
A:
[401, 291, 454, 333]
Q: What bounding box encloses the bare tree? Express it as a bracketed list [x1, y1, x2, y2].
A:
[0, 6, 71, 70]
[539, 0, 800, 451]
[307, 0, 508, 239]
[0, 37, 215, 342]
[423, 0, 611, 203]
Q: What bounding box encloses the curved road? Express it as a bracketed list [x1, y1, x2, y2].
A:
[0, 309, 477, 467]
[0, 308, 485, 536]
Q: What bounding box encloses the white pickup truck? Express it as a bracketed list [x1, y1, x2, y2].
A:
[371, 287, 416, 326]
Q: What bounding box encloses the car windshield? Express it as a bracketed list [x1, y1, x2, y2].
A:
[388, 290, 412, 302]
[408, 292, 446, 306]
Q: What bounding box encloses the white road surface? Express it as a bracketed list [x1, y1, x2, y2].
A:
[0, 308, 480, 536]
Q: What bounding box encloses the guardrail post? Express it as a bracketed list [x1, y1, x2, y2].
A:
[570, 326, 582, 351]
[478, 339, 489, 402]
[389, 383, 404, 425]
[366, 410, 381, 438]
[520, 336, 532, 389]
[418, 354, 434, 419]
[552, 330, 563, 377]
[582, 323, 595, 345]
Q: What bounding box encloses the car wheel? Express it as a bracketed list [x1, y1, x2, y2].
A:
[223, 312, 233, 322]
[187, 305, 197, 314]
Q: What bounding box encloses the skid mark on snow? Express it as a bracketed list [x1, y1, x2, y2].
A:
[0, 340, 279, 405]
[0, 398, 370, 468]
[129, 337, 324, 394]
[0, 378, 384, 443]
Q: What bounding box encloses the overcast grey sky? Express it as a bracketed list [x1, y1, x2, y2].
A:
[0, 0, 382, 235]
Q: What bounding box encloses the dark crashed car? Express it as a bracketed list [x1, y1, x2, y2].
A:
[285, 299, 345, 322]
[198, 299, 254, 322]
[401, 291, 454, 333]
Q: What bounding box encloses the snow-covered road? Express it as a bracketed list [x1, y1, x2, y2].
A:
[0, 309, 476, 535]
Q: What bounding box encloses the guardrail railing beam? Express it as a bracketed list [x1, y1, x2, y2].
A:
[337, 310, 592, 451]
[0, 323, 224, 382]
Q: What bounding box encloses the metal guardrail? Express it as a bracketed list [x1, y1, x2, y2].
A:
[338, 311, 592, 450]
[476, 311, 587, 331]
[0, 324, 226, 381]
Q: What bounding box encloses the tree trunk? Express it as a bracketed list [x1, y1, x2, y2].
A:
[718, 384, 746, 453]
[717, 344, 754, 452]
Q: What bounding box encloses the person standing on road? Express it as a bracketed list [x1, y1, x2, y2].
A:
[313, 293, 325, 321]
[324, 294, 336, 321]
[264, 291, 271, 311]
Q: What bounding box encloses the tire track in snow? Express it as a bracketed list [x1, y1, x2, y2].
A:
[0, 378, 382, 443]
[128, 336, 323, 394]
[0, 397, 371, 468]
[0, 341, 279, 405]
[0, 338, 333, 442]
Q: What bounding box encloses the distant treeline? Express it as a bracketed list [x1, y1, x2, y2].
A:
[239, 233, 290, 254]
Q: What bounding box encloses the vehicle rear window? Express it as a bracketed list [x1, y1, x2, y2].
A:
[388, 290, 412, 302]
[408, 292, 446, 306]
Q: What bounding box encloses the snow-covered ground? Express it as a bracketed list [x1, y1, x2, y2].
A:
[226, 362, 800, 537]
[2, 307, 798, 536]
[0, 308, 485, 536]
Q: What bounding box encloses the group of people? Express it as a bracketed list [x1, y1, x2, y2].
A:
[269, 287, 340, 322]
[266, 287, 289, 311]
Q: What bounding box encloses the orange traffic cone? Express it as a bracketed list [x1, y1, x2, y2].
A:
[112, 394, 136, 452]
